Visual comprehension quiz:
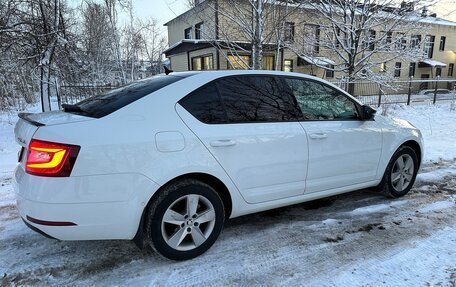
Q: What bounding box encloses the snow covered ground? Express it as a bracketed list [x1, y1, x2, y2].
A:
[1, 103, 455, 286]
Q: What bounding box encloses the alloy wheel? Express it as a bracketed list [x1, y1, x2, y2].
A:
[391, 154, 414, 192]
[161, 194, 216, 251]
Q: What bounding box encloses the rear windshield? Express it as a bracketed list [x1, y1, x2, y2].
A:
[66, 74, 189, 118]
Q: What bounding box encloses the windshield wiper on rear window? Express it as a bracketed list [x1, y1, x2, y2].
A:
[62, 104, 84, 113]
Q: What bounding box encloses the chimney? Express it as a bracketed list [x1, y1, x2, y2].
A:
[421, 6, 428, 17]
[400, 1, 414, 12]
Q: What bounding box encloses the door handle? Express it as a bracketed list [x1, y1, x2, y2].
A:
[309, 133, 328, 139]
[210, 139, 236, 147]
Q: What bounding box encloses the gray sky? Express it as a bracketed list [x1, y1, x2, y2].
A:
[133, 0, 187, 25]
[130, 0, 456, 33]
[68, 0, 187, 37]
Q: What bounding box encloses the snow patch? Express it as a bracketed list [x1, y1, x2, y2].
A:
[322, 218, 340, 225]
[384, 103, 456, 163]
[419, 201, 455, 213]
[417, 166, 456, 182]
[310, 226, 456, 287]
[349, 203, 391, 215]
[349, 200, 408, 216]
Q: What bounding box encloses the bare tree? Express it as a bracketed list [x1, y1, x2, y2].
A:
[178, 0, 303, 69]
[0, 0, 70, 112]
[214, 0, 303, 69]
[138, 18, 167, 75]
[80, 2, 114, 84]
[287, 0, 431, 92]
[0, 0, 165, 111]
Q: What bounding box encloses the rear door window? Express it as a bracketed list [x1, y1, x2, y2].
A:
[216, 75, 301, 123]
[67, 75, 188, 118]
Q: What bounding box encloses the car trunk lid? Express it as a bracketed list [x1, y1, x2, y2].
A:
[14, 111, 93, 165]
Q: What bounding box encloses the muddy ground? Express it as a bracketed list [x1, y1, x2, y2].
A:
[1, 162, 455, 287]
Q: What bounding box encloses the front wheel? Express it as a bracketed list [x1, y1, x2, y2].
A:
[146, 179, 225, 260]
[376, 146, 419, 198]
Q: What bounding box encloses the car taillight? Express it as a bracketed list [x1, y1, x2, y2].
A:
[25, 139, 80, 177]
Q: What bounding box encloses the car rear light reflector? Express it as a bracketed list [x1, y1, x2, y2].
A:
[25, 139, 80, 177]
[26, 215, 77, 226]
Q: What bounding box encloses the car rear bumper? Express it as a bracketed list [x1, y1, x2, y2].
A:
[13, 165, 160, 240]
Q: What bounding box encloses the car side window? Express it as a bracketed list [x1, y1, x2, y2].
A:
[179, 83, 227, 124]
[216, 76, 300, 123]
[284, 78, 360, 120]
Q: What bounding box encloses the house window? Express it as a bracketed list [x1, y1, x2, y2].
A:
[436, 67, 442, 77]
[449, 63, 454, 77]
[380, 62, 387, 72]
[335, 27, 340, 48]
[411, 35, 421, 49]
[227, 55, 250, 69]
[386, 31, 392, 45]
[284, 22, 295, 42]
[303, 24, 320, 54]
[424, 35, 435, 58]
[195, 22, 204, 39]
[191, 55, 213, 70]
[396, 32, 406, 50]
[394, 62, 401, 77]
[314, 26, 320, 53]
[184, 27, 192, 39]
[382, 31, 392, 50]
[439, 36, 446, 51]
[335, 27, 348, 49]
[262, 56, 274, 70]
[409, 62, 416, 77]
[326, 64, 334, 78]
[283, 59, 293, 72]
[364, 30, 376, 51]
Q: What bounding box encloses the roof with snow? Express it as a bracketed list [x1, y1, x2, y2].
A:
[298, 55, 335, 66]
[419, 59, 447, 67]
[164, 39, 278, 56]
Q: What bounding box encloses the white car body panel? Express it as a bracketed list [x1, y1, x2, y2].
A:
[176, 105, 309, 204]
[301, 120, 383, 193]
[12, 70, 424, 241]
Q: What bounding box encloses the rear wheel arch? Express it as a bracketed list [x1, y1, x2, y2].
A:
[133, 172, 232, 249]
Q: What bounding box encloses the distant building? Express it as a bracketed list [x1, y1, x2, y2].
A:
[164, 0, 456, 83]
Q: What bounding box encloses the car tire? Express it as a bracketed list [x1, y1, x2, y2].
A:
[376, 146, 419, 198]
[145, 179, 225, 260]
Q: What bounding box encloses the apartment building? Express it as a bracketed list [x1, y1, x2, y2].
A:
[164, 0, 456, 84]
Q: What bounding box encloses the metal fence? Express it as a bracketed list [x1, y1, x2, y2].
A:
[331, 77, 456, 106]
[56, 77, 456, 110]
[59, 83, 118, 106]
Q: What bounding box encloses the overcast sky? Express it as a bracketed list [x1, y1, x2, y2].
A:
[133, 0, 187, 25]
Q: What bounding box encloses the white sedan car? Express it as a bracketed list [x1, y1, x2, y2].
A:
[13, 70, 423, 260]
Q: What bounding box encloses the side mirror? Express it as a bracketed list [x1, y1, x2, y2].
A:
[361, 105, 376, 120]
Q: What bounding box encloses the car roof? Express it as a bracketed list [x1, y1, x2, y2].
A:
[170, 70, 323, 82]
